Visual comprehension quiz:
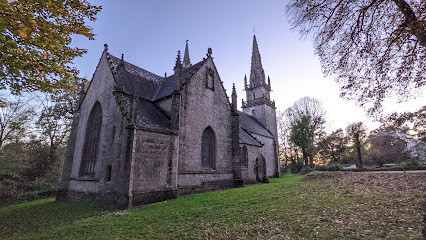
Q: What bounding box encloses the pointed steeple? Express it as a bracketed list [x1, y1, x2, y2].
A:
[182, 40, 192, 69]
[250, 35, 266, 87]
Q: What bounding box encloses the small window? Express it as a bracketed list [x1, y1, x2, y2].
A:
[201, 127, 216, 169]
[241, 146, 248, 167]
[105, 165, 112, 182]
[205, 67, 215, 90]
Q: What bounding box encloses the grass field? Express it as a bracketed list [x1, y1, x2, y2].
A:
[1, 172, 424, 239]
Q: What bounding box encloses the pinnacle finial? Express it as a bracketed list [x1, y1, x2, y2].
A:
[183, 40, 191, 69]
[174, 50, 182, 70]
[121, 54, 124, 61]
[231, 83, 237, 112]
[207, 47, 212, 57]
[104, 43, 108, 52]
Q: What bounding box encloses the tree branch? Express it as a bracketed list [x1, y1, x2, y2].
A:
[391, 0, 426, 47]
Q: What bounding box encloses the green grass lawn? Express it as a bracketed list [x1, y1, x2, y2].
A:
[1, 173, 424, 239]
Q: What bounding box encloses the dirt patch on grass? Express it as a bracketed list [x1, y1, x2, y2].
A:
[304, 171, 426, 193]
[303, 172, 426, 239]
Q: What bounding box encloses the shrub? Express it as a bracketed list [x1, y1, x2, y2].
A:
[288, 159, 304, 174]
[299, 166, 315, 175]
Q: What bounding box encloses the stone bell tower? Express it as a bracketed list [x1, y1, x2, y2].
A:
[242, 35, 277, 140]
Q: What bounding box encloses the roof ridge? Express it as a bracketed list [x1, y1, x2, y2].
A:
[152, 59, 206, 101]
[109, 54, 165, 81]
[241, 127, 263, 145]
[238, 111, 274, 138]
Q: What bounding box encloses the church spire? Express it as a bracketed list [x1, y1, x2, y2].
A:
[250, 35, 266, 87]
[182, 40, 192, 69]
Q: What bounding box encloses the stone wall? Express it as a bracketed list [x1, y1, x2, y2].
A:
[250, 133, 276, 178]
[177, 57, 234, 188]
[65, 51, 131, 206]
[240, 144, 262, 183]
[130, 130, 178, 205]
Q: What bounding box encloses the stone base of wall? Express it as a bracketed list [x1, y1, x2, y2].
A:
[60, 189, 178, 208]
[177, 179, 237, 196]
[63, 190, 128, 208]
[131, 189, 177, 206]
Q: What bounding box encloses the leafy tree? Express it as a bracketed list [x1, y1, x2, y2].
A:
[346, 122, 367, 168]
[290, 115, 315, 166]
[317, 128, 348, 163]
[0, 98, 32, 149]
[286, 0, 426, 115]
[0, 0, 101, 96]
[286, 97, 327, 166]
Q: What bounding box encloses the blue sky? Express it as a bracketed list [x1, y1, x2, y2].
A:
[71, 0, 425, 132]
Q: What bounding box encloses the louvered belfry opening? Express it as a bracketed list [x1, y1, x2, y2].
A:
[241, 146, 248, 167]
[80, 101, 103, 177]
[201, 127, 216, 169]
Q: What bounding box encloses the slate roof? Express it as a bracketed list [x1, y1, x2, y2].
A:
[153, 60, 205, 100]
[134, 98, 172, 132]
[108, 54, 205, 101]
[108, 55, 164, 100]
[239, 127, 262, 146]
[238, 111, 273, 138]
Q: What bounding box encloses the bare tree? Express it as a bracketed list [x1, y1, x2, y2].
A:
[0, 98, 32, 149]
[368, 132, 409, 167]
[277, 110, 293, 168]
[32, 88, 78, 178]
[286, 0, 426, 115]
[380, 105, 425, 141]
[346, 122, 368, 168]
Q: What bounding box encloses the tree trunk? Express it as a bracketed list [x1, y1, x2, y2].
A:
[355, 134, 363, 169]
[302, 148, 309, 166]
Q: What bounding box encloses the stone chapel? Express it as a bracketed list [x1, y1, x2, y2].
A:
[58, 35, 280, 207]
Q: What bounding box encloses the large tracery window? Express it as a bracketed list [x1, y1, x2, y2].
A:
[241, 146, 248, 167]
[201, 127, 216, 169]
[80, 101, 103, 177]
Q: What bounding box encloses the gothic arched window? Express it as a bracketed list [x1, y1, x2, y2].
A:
[241, 146, 248, 167]
[80, 101, 103, 177]
[201, 127, 216, 169]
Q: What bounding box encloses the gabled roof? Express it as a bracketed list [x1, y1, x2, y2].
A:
[108, 54, 164, 100]
[153, 60, 205, 100]
[107, 53, 205, 101]
[238, 111, 273, 138]
[134, 98, 172, 132]
[239, 127, 262, 146]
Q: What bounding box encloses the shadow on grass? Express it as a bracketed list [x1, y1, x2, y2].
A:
[0, 198, 113, 239]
